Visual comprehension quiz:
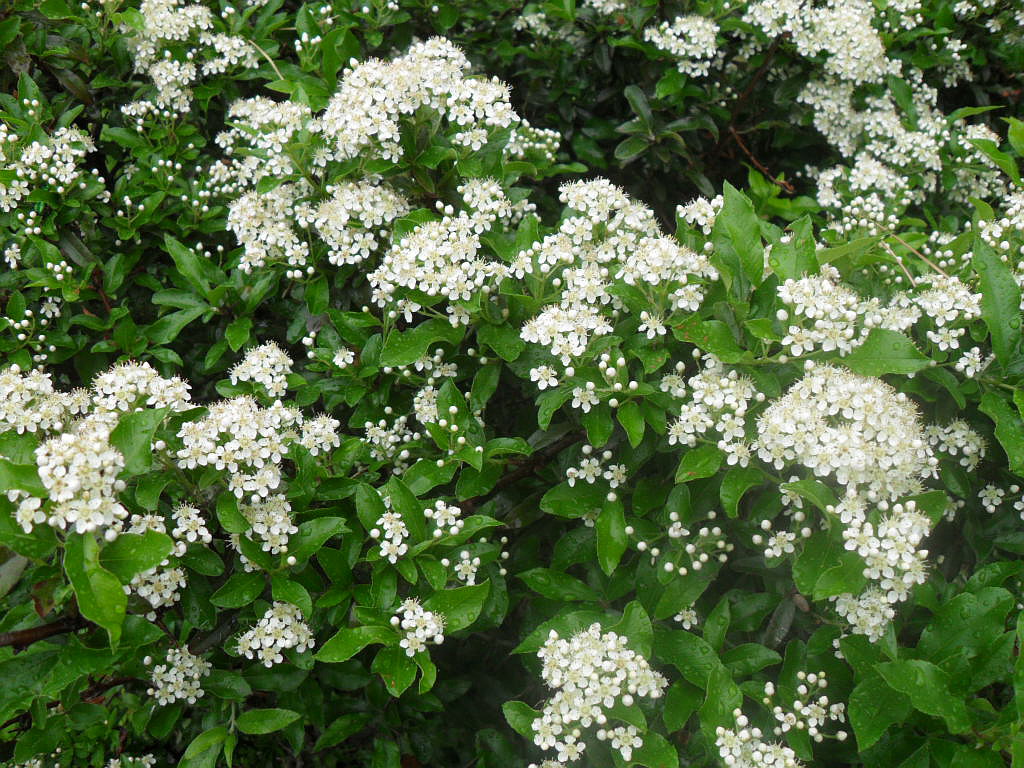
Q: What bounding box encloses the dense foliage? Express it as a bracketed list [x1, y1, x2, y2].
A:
[1, 1, 1023, 767]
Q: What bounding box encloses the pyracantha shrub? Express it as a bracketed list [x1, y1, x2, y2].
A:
[0, 1, 1023, 767]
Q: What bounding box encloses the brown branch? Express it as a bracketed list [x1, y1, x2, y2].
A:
[729, 126, 795, 193]
[461, 431, 581, 515]
[0, 616, 86, 650]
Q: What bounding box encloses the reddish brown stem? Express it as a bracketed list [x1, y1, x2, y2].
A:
[0, 616, 86, 649]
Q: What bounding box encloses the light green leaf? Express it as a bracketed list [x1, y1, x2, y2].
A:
[236, 708, 301, 735]
[876, 660, 971, 733]
[973, 242, 1022, 367]
[315, 625, 398, 662]
[518, 568, 598, 602]
[841, 329, 930, 376]
[379, 319, 464, 367]
[210, 572, 264, 608]
[109, 408, 168, 475]
[99, 530, 173, 583]
[423, 581, 491, 631]
[64, 533, 126, 648]
[596, 497, 627, 576]
[675, 444, 723, 483]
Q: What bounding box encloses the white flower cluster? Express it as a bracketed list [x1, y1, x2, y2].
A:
[321, 38, 517, 161]
[146, 647, 211, 705]
[531, 624, 667, 764]
[176, 388, 336, 501]
[370, 499, 410, 564]
[443, 550, 481, 585]
[835, 497, 932, 639]
[668, 354, 762, 469]
[241, 494, 297, 555]
[391, 597, 446, 657]
[775, 266, 982, 359]
[643, 16, 720, 78]
[237, 601, 315, 667]
[715, 708, 804, 768]
[677, 194, 723, 234]
[0, 123, 97, 217]
[368, 182, 513, 309]
[91, 361, 192, 413]
[105, 756, 157, 768]
[565, 445, 627, 492]
[230, 342, 294, 397]
[364, 414, 417, 464]
[120, 0, 258, 124]
[924, 420, 985, 471]
[763, 672, 847, 743]
[1, 362, 194, 540]
[755, 364, 936, 499]
[125, 505, 212, 619]
[309, 180, 411, 267]
[228, 182, 312, 275]
[216, 38, 557, 283]
[32, 416, 127, 539]
[519, 179, 717, 366]
[424, 499, 464, 538]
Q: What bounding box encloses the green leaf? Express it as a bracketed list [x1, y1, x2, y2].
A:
[0, 458, 46, 497]
[64, 533, 126, 648]
[654, 627, 726, 688]
[779, 478, 837, 512]
[712, 181, 764, 290]
[423, 581, 491, 631]
[183, 728, 227, 760]
[371, 645, 418, 697]
[204, 670, 251, 700]
[841, 329, 930, 376]
[315, 625, 397, 662]
[979, 393, 1024, 477]
[271, 575, 313, 616]
[225, 317, 252, 352]
[596, 497, 627, 576]
[623, 85, 653, 126]
[721, 644, 782, 677]
[673, 316, 746, 363]
[848, 670, 912, 750]
[675, 444, 723, 482]
[769, 216, 816, 280]
[617, 400, 645, 447]
[379, 319, 464, 367]
[663, 680, 702, 732]
[973, 243, 1022, 368]
[306, 275, 329, 315]
[609, 601, 653, 657]
[288, 517, 348, 563]
[968, 138, 1021, 185]
[540, 481, 606, 519]
[703, 597, 730, 652]
[719, 467, 764, 518]
[210, 572, 264, 608]
[477, 324, 525, 361]
[876, 660, 971, 733]
[99, 530, 173, 583]
[502, 701, 540, 740]
[314, 713, 371, 751]
[236, 708, 301, 735]
[518, 568, 598, 602]
[109, 408, 168, 475]
[216, 493, 249, 534]
[630, 731, 679, 768]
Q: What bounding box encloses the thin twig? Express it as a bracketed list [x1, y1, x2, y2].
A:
[887, 232, 950, 277]
[249, 39, 284, 81]
[729, 126, 794, 193]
